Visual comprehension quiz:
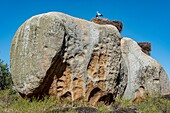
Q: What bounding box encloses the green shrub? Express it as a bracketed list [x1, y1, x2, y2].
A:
[0, 89, 56, 113]
[137, 96, 170, 113]
[0, 59, 12, 90]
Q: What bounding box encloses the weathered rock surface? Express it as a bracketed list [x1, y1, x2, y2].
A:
[10, 12, 127, 104]
[121, 38, 170, 99]
[10, 12, 169, 105]
[91, 18, 151, 56]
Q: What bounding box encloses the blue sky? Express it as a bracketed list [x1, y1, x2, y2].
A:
[0, 0, 170, 78]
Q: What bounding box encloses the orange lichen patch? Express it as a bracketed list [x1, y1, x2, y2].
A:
[87, 44, 107, 79]
[63, 66, 71, 91]
[56, 66, 71, 97]
[87, 52, 99, 77]
[98, 67, 105, 78]
[85, 82, 94, 101]
[48, 65, 71, 97]
[98, 53, 106, 79]
[73, 87, 83, 100]
[132, 93, 144, 104]
[97, 80, 106, 90]
[48, 76, 58, 96]
[72, 77, 83, 100]
[132, 86, 145, 104]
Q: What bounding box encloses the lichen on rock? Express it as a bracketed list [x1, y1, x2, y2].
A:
[10, 12, 169, 105]
[11, 12, 128, 105]
[121, 38, 169, 99]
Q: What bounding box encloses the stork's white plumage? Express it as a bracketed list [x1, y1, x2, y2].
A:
[96, 11, 103, 18]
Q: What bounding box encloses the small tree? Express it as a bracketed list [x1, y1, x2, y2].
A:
[0, 59, 12, 90]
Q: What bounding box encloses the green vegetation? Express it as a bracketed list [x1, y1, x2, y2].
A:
[0, 89, 169, 113]
[97, 103, 110, 113]
[114, 96, 170, 113]
[136, 96, 170, 113]
[0, 89, 56, 113]
[115, 97, 132, 108]
[0, 59, 12, 90]
[0, 89, 109, 113]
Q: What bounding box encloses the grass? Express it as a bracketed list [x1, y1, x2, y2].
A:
[97, 103, 110, 113]
[0, 89, 169, 113]
[0, 89, 57, 113]
[136, 96, 170, 113]
[114, 96, 170, 113]
[115, 97, 132, 108]
[0, 89, 94, 113]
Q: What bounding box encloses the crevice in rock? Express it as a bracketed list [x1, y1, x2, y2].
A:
[116, 67, 121, 87]
[57, 79, 64, 82]
[61, 91, 71, 99]
[159, 67, 163, 77]
[88, 87, 101, 102]
[57, 86, 63, 89]
[73, 77, 78, 81]
[44, 45, 48, 48]
[98, 93, 114, 105]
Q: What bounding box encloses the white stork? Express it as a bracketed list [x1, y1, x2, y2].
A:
[96, 11, 103, 18]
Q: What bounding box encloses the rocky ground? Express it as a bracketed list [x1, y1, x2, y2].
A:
[47, 106, 140, 113]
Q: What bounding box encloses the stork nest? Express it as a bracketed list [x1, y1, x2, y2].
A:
[91, 18, 123, 32]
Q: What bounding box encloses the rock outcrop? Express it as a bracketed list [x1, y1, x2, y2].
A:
[10, 12, 127, 105]
[10, 12, 169, 105]
[121, 38, 169, 99]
